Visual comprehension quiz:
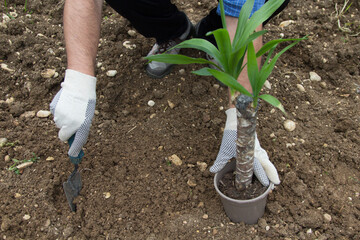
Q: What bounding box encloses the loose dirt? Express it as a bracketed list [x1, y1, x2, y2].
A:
[0, 0, 359, 239]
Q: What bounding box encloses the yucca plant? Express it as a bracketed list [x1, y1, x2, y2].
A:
[146, 0, 306, 191]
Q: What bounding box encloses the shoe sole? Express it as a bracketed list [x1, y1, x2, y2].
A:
[146, 65, 173, 79]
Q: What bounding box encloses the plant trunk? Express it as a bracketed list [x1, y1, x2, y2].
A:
[234, 95, 257, 191]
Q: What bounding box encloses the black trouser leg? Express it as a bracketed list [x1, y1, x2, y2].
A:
[105, 0, 188, 44]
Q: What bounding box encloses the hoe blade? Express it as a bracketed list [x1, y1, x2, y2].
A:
[63, 166, 82, 212]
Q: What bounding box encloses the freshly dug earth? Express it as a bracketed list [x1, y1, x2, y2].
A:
[1, 0, 359, 239]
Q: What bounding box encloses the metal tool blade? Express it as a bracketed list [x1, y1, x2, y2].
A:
[63, 165, 82, 212]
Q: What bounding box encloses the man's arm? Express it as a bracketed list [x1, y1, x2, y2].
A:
[49, 0, 104, 158]
[64, 0, 103, 76]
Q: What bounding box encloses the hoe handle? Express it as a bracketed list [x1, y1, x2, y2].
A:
[67, 134, 84, 165]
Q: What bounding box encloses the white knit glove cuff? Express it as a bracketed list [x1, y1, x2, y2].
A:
[62, 69, 97, 99]
[224, 108, 237, 130]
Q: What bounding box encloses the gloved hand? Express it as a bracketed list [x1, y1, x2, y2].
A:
[50, 69, 97, 158]
[210, 108, 280, 186]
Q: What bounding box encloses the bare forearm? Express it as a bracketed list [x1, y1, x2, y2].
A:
[226, 16, 263, 108]
[64, 0, 103, 76]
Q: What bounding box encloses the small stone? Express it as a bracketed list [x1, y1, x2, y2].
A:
[213, 84, 220, 89]
[266, 226, 270, 231]
[46, 157, 54, 161]
[147, 100, 155, 107]
[103, 192, 111, 199]
[310, 71, 321, 81]
[97, 62, 102, 68]
[123, 41, 136, 49]
[44, 219, 51, 227]
[202, 214, 208, 219]
[127, 30, 136, 37]
[320, 82, 327, 88]
[270, 133, 276, 138]
[297, 84, 305, 92]
[63, 226, 74, 238]
[168, 154, 182, 166]
[167, 100, 175, 109]
[1, 217, 10, 231]
[279, 33, 285, 38]
[258, 218, 267, 229]
[196, 162, 207, 172]
[286, 143, 293, 148]
[179, 69, 185, 75]
[0, 138, 7, 147]
[53, 72, 59, 78]
[41, 69, 56, 78]
[16, 162, 33, 170]
[264, 80, 271, 89]
[0, 22, 7, 28]
[307, 229, 313, 234]
[270, 108, 276, 114]
[323, 213, 332, 222]
[284, 120, 296, 132]
[14, 193, 21, 198]
[197, 202, 204, 208]
[94, 110, 100, 115]
[279, 20, 295, 28]
[36, 110, 51, 118]
[23, 214, 31, 220]
[6, 97, 14, 104]
[1, 63, 15, 73]
[296, 10, 301, 15]
[9, 12, 18, 18]
[5, 155, 11, 162]
[106, 70, 117, 77]
[3, 14, 11, 22]
[150, 113, 156, 119]
[20, 111, 36, 118]
[187, 179, 197, 187]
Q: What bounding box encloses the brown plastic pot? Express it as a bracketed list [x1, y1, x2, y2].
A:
[214, 160, 274, 224]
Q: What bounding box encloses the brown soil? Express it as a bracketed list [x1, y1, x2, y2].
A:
[219, 171, 267, 200]
[1, 0, 359, 239]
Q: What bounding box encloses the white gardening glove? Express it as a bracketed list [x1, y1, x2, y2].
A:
[50, 69, 96, 158]
[210, 108, 280, 186]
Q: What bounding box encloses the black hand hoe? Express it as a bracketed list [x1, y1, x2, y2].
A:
[63, 135, 83, 212]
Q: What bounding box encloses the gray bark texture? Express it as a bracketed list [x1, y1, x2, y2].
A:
[235, 95, 257, 191]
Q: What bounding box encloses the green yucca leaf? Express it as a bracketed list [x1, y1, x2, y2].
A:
[256, 37, 304, 57]
[259, 94, 286, 114]
[246, 41, 259, 96]
[255, 38, 304, 97]
[207, 68, 252, 97]
[145, 54, 211, 65]
[233, 0, 255, 46]
[212, 29, 232, 71]
[219, 0, 227, 30]
[192, 68, 215, 76]
[152, 38, 222, 64]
